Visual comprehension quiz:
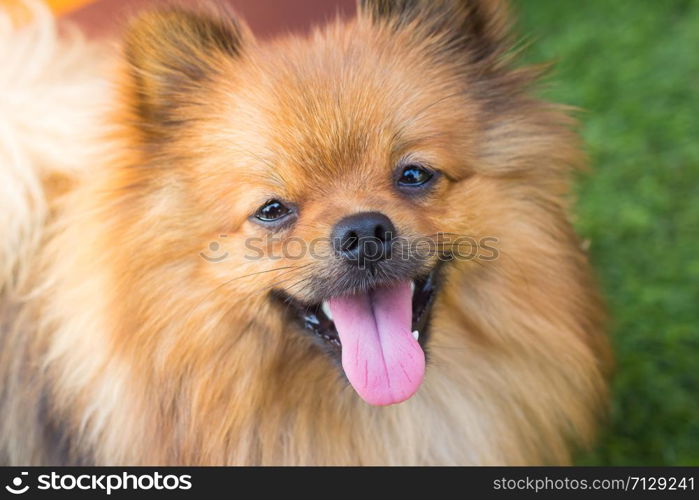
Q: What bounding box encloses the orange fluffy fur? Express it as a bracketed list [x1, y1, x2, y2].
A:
[0, 0, 610, 465]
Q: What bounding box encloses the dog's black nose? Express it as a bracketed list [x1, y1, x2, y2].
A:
[332, 212, 396, 265]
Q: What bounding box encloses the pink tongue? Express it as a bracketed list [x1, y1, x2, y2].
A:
[328, 281, 425, 406]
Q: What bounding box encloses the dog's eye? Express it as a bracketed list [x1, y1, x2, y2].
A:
[396, 164, 434, 188]
[255, 199, 292, 222]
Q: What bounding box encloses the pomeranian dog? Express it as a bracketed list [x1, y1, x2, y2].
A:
[0, 0, 611, 465]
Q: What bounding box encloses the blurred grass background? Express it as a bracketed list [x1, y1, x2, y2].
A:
[514, 0, 699, 465]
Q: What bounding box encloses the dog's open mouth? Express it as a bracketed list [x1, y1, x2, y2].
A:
[273, 267, 440, 406]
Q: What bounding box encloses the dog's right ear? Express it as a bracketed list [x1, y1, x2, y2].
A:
[122, 7, 249, 136]
[358, 0, 510, 65]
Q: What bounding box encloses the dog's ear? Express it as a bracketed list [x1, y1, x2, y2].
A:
[122, 6, 249, 136]
[358, 0, 510, 64]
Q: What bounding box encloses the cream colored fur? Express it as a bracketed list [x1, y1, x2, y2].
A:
[0, 0, 107, 295]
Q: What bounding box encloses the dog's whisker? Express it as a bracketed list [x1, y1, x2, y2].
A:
[181, 265, 310, 328]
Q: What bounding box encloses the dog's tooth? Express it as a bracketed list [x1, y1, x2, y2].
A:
[321, 301, 333, 321]
[412, 330, 419, 341]
[410, 281, 415, 294]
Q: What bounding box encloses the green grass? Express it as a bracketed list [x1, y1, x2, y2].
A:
[513, 0, 699, 465]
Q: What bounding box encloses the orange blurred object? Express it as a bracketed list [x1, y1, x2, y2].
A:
[45, 0, 97, 15]
[0, 0, 97, 17]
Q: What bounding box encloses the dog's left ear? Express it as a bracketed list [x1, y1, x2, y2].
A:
[358, 0, 510, 64]
[122, 6, 250, 137]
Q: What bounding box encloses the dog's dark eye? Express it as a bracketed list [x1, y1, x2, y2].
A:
[255, 199, 291, 222]
[397, 164, 434, 188]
